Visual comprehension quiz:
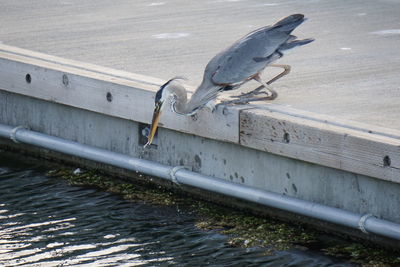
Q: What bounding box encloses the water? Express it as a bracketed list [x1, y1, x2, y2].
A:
[0, 153, 355, 266]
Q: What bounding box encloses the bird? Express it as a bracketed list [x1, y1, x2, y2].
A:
[145, 14, 313, 147]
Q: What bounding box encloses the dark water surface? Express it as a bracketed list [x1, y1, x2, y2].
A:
[0, 154, 354, 266]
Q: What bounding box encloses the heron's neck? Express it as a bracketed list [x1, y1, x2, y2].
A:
[166, 80, 220, 115]
[166, 84, 191, 115]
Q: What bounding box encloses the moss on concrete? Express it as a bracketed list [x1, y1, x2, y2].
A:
[46, 167, 400, 266]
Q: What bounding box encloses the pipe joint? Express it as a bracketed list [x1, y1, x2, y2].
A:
[169, 166, 191, 185]
[358, 213, 376, 234]
[10, 126, 29, 143]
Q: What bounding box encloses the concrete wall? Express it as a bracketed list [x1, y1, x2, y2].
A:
[2, 90, 399, 225]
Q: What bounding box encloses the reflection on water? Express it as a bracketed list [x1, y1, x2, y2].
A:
[0, 154, 354, 266]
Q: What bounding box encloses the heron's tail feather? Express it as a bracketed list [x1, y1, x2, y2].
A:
[279, 38, 314, 52]
[273, 14, 306, 33]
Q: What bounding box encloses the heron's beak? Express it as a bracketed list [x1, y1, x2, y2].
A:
[145, 101, 163, 147]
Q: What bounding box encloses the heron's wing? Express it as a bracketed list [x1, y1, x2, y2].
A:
[210, 14, 306, 85]
[185, 14, 311, 113]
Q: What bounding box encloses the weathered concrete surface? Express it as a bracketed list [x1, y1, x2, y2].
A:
[1, 0, 400, 129]
[1, 90, 400, 226]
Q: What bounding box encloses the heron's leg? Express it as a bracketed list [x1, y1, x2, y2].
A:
[267, 64, 291, 85]
[231, 64, 291, 99]
[216, 64, 290, 108]
[253, 73, 275, 96]
[215, 92, 277, 108]
[228, 74, 275, 101]
[215, 87, 278, 108]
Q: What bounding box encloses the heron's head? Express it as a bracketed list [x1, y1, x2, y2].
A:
[144, 81, 169, 147]
[145, 77, 186, 147]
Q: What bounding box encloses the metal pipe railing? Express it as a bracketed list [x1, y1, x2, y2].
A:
[1, 123, 399, 240]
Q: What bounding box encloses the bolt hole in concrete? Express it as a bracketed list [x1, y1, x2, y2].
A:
[25, 73, 31, 84]
[106, 92, 113, 102]
[283, 132, 290, 143]
[62, 74, 69, 86]
[383, 155, 391, 167]
[191, 114, 198, 121]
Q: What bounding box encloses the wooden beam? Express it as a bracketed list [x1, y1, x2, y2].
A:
[240, 107, 400, 183]
[0, 44, 240, 143]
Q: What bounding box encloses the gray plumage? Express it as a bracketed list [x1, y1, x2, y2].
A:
[184, 14, 312, 113]
[146, 14, 313, 147]
[159, 14, 313, 114]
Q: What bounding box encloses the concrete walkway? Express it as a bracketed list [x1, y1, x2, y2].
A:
[1, 0, 400, 129]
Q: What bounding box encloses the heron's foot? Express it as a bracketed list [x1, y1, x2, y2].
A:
[204, 99, 219, 113]
[216, 93, 277, 108]
[232, 85, 265, 99]
[211, 101, 226, 113]
[231, 86, 278, 100]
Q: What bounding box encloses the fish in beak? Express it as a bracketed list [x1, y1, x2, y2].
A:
[144, 100, 163, 147]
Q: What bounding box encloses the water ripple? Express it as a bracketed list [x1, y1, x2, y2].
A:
[0, 155, 354, 266]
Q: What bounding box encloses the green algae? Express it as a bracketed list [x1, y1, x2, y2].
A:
[46, 168, 181, 206]
[322, 243, 400, 266]
[192, 201, 316, 251]
[46, 167, 400, 266]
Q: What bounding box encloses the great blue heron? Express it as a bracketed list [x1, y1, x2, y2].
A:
[146, 14, 313, 147]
